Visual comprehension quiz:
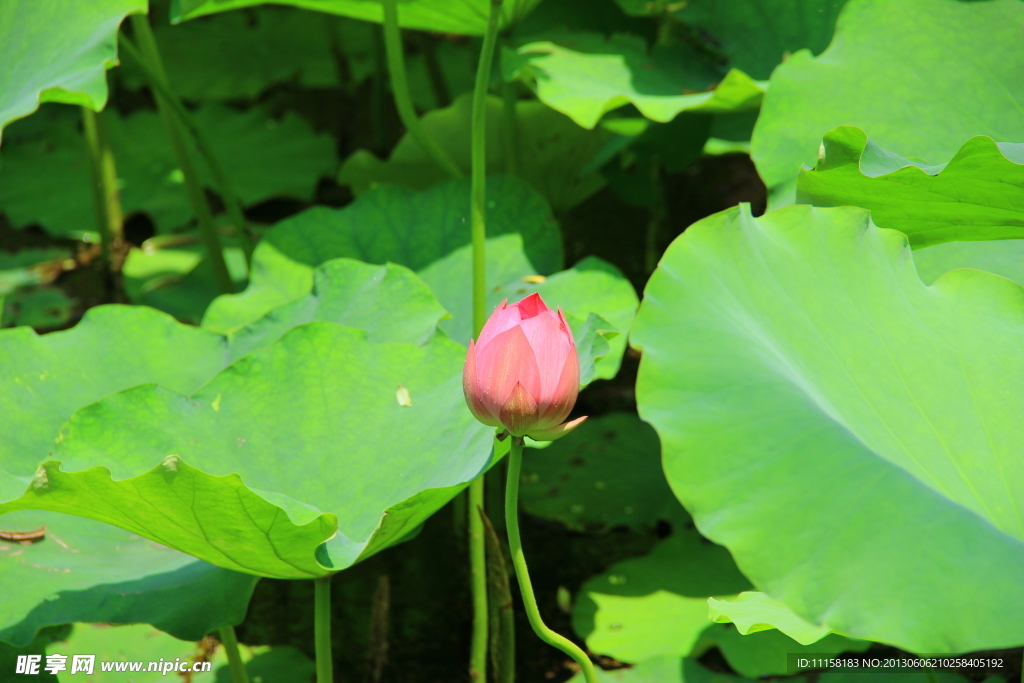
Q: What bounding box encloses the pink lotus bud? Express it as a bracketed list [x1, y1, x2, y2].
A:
[463, 293, 587, 441]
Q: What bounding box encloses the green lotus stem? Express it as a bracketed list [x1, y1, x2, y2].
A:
[122, 20, 235, 294]
[80, 107, 123, 273]
[422, 35, 452, 108]
[467, 2, 504, 679]
[118, 28, 254, 270]
[500, 80, 519, 178]
[381, 0, 463, 179]
[371, 24, 387, 153]
[217, 627, 250, 683]
[314, 575, 333, 683]
[506, 436, 599, 683]
[923, 666, 937, 683]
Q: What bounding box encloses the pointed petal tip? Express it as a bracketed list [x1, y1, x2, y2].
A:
[515, 292, 550, 319]
[527, 415, 587, 442]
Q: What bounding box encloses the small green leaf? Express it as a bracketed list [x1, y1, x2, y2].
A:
[202, 177, 563, 334]
[0, 104, 336, 238]
[797, 127, 1024, 247]
[503, 33, 766, 129]
[120, 8, 344, 101]
[339, 94, 609, 212]
[171, 0, 545, 36]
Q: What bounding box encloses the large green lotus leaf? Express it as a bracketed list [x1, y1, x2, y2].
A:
[0, 510, 258, 648]
[503, 33, 767, 130]
[567, 656, 745, 683]
[0, 324, 495, 578]
[797, 127, 1024, 248]
[171, 0, 543, 36]
[751, 0, 1024, 200]
[708, 592, 831, 646]
[0, 104, 335, 238]
[0, 0, 144, 140]
[672, 0, 846, 80]
[631, 203, 1024, 653]
[0, 305, 227, 498]
[119, 7, 341, 101]
[573, 530, 752, 663]
[122, 233, 252, 325]
[202, 176, 563, 333]
[417, 234, 637, 382]
[694, 626, 867, 679]
[0, 257, 443, 493]
[339, 93, 609, 212]
[519, 412, 685, 531]
[913, 240, 1024, 288]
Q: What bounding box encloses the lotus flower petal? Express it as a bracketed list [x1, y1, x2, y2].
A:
[499, 381, 540, 436]
[518, 309, 571, 406]
[463, 339, 501, 426]
[528, 416, 588, 442]
[536, 349, 580, 428]
[477, 300, 520, 348]
[474, 325, 542, 417]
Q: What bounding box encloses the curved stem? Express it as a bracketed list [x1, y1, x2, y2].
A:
[506, 437, 599, 683]
[81, 107, 123, 275]
[125, 18, 236, 293]
[119, 31, 254, 268]
[467, 2, 504, 680]
[217, 627, 250, 683]
[314, 576, 333, 683]
[381, 0, 463, 179]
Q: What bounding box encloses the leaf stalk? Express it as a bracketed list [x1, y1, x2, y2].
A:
[121, 19, 253, 271]
[381, 0, 464, 179]
[314, 575, 334, 683]
[80, 107, 124, 277]
[468, 1, 504, 679]
[217, 626, 250, 683]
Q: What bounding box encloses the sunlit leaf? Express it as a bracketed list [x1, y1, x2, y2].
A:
[632, 203, 1024, 652]
[798, 126, 1024, 247]
[751, 0, 1024, 202]
[707, 592, 832, 646]
[572, 529, 751, 663]
[0, 0, 145, 140]
[503, 33, 766, 129]
[1, 324, 495, 579]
